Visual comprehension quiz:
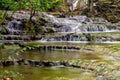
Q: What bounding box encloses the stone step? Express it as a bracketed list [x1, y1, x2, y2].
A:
[0, 59, 94, 71]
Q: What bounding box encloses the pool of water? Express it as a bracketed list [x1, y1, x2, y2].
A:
[0, 43, 120, 80]
[3, 65, 96, 80]
[21, 50, 102, 61]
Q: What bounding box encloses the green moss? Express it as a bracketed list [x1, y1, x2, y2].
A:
[46, 27, 55, 33]
[105, 13, 118, 23]
[0, 13, 6, 25]
[25, 21, 35, 35]
[0, 70, 24, 80]
[0, 27, 9, 34]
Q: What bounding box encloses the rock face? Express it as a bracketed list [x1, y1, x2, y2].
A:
[6, 19, 25, 35]
[0, 11, 119, 42]
[0, 11, 119, 35]
[0, 59, 94, 71]
[38, 12, 119, 33]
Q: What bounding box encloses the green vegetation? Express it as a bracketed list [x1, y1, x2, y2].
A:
[0, 0, 120, 80]
[25, 21, 36, 34]
[0, 11, 7, 25]
[21, 44, 41, 52]
[0, 70, 24, 80]
[0, 0, 120, 22]
[0, 0, 63, 11]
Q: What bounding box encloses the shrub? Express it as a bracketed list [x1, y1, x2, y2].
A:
[0, 0, 63, 11]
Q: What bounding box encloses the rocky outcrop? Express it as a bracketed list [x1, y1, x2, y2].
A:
[0, 11, 119, 43]
[0, 11, 119, 34]
[0, 59, 94, 71]
[38, 12, 119, 32]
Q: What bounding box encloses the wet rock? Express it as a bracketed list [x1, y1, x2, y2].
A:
[22, 59, 30, 65]
[69, 16, 89, 23]
[60, 62, 70, 67]
[1, 61, 14, 67]
[80, 36, 87, 41]
[55, 25, 72, 32]
[6, 19, 25, 35]
[28, 60, 40, 67]
[0, 12, 118, 36]
[16, 59, 24, 65]
[71, 65, 81, 68]
[42, 62, 56, 67]
[0, 59, 96, 72]
[90, 18, 108, 23]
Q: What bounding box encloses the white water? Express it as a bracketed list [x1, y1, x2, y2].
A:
[70, 0, 79, 11]
[37, 40, 120, 44]
[39, 12, 119, 33]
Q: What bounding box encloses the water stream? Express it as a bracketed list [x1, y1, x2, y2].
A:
[3, 66, 96, 80]
[0, 12, 120, 80]
[0, 43, 120, 80]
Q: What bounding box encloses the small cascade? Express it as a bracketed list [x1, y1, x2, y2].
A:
[83, 24, 107, 32]
[0, 12, 119, 43]
[66, 0, 88, 11]
[70, 0, 79, 11]
[39, 12, 118, 33]
[40, 34, 83, 41]
[34, 45, 83, 51]
[38, 32, 120, 42]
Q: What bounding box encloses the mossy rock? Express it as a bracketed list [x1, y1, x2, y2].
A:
[0, 27, 9, 34]
[0, 16, 6, 25]
[105, 13, 119, 23]
[46, 27, 55, 33]
[25, 21, 35, 34]
[35, 26, 44, 34]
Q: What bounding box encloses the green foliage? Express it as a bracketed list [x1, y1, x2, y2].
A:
[34, 44, 40, 48]
[0, 0, 63, 11]
[46, 27, 55, 33]
[0, 0, 19, 10]
[39, 0, 63, 11]
[0, 45, 20, 60]
[0, 11, 6, 25]
[25, 19, 46, 35]
[20, 44, 41, 52]
[3, 45, 9, 49]
[0, 70, 24, 80]
[0, 34, 2, 40]
[0, 27, 9, 34]
[25, 21, 35, 34]
[0, 45, 24, 80]
[8, 56, 13, 60]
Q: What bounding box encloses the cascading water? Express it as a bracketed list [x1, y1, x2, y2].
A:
[70, 0, 79, 11]
[38, 31, 120, 43]
[0, 11, 120, 80]
[39, 12, 118, 33]
[67, 0, 88, 11]
[0, 12, 119, 43]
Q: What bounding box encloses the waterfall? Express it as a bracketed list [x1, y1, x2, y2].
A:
[68, 0, 88, 11]
[70, 0, 79, 11]
[39, 12, 116, 32]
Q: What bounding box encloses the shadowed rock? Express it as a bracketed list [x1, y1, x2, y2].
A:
[0, 59, 94, 71]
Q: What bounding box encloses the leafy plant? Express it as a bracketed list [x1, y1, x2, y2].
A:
[0, 70, 24, 80]
[0, 11, 7, 25]
[3, 45, 9, 49]
[46, 27, 55, 33]
[25, 21, 36, 34]
[0, 0, 63, 11]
